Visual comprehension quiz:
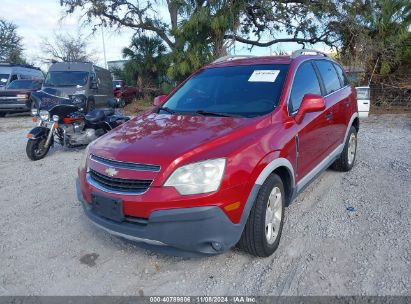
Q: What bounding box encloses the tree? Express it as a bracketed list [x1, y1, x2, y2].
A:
[335, 0, 411, 78]
[121, 35, 169, 94]
[41, 32, 95, 62]
[0, 19, 26, 63]
[59, 0, 344, 80]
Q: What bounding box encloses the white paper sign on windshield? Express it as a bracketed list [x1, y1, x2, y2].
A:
[0, 78, 7, 83]
[248, 70, 280, 82]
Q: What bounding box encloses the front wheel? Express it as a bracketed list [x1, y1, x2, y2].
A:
[26, 138, 50, 161]
[237, 173, 285, 257]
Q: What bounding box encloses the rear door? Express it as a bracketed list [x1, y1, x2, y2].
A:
[313, 60, 346, 152]
[289, 61, 330, 179]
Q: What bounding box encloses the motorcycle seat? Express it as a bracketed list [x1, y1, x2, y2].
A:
[85, 108, 114, 123]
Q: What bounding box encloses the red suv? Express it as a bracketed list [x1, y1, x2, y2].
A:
[77, 49, 359, 257]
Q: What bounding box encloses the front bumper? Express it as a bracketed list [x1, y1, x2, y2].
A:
[0, 100, 29, 112]
[76, 179, 245, 256]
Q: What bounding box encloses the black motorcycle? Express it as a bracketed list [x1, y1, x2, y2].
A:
[26, 88, 129, 160]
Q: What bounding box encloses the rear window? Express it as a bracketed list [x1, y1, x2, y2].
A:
[356, 87, 370, 99]
[315, 60, 341, 95]
[162, 64, 289, 117]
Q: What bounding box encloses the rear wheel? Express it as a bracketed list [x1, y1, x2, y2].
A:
[26, 138, 50, 161]
[332, 126, 357, 171]
[238, 173, 285, 257]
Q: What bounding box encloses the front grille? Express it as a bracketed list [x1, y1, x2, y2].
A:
[91, 155, 161, 172]
[89, 169, 152, 194]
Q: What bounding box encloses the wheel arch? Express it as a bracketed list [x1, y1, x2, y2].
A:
[254, 158, 295, 205]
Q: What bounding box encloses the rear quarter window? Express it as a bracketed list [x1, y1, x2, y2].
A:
[315, 60, 342, 95]
[333, 63, 350, 87]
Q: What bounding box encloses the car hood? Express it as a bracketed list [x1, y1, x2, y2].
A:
[90, 112, 267, 167]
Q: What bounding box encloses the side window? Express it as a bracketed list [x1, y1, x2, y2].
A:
[289, 62, 322, 113]
[10, 74, 18, 82]
[315, 60, 341, 95]
[333, 63, 350, 87]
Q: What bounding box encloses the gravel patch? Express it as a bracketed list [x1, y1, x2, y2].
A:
[0, 114, 410, 296]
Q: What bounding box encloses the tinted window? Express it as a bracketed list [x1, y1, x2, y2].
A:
[315, 60, 341, 95]
[333, 63, 350, 86]
[10, 74, 18, 82]
[6, 80, 42, 90]
[289, 62, 321, 113]
[162, 64, 289, 117]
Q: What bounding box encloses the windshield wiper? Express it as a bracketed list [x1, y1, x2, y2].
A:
[158, 106, 176, 114]
[195, 110, 242, 117]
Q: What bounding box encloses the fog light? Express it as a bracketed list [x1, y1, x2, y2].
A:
[211, 242, 223, 251]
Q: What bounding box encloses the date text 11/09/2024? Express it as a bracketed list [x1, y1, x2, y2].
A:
[149, 297, 256, 303]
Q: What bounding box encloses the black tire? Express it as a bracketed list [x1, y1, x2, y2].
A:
[238, 173, 285, 257]
[26, 138, 50, 161]
[85, 98, 95, 114]
[0, 112, 6, 117]
[332, 126, 357, 172]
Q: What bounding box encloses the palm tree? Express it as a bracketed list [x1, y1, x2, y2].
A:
[122, 35, 168, 90]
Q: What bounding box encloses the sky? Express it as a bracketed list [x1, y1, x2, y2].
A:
[1, 0, 329, 71]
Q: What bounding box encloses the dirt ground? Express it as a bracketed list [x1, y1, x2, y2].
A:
[0, 113, 410, 296]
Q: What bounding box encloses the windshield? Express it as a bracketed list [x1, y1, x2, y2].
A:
[6, 80, 41, 90]
[0, 74, 9, 87]
[44, 71, 89, 87]
[356, 87, 370, 99]
[113, 80, 122, 88]
[161, 64, 289, 117]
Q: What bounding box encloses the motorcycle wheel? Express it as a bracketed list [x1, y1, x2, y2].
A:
[26, 138, 50, 161]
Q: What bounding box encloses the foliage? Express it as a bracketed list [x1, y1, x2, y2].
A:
[59, 0, 346, 80]
[111, 35, 170, 95]
[336, 0, 411, 79]
[41, 32, 96, 62]
[0, 19, 26, 64]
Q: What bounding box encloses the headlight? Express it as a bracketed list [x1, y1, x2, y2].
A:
[39, 110, 50, 121]
[52, 115, 59, 122]
[79, 144, 91, 172]
[31, 108, 38, 116]
[164, 158, 226, 195]
[16, 94, 28, 99]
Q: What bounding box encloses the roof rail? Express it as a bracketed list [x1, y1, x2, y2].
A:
[290, 49, 328, 59]
[0, 62, 41, 70]
[212, 55, 256, 64]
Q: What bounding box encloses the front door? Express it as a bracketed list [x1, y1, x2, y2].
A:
[288, 61, 332, 180]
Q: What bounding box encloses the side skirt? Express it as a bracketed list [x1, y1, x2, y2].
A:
[290, 143, 343, 201]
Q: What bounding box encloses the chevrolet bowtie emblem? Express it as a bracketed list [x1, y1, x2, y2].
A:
[105, 167, 119, 177]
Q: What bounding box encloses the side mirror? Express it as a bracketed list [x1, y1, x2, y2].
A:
[295, 94, 325, 124]
[153, 95, 167, 106]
